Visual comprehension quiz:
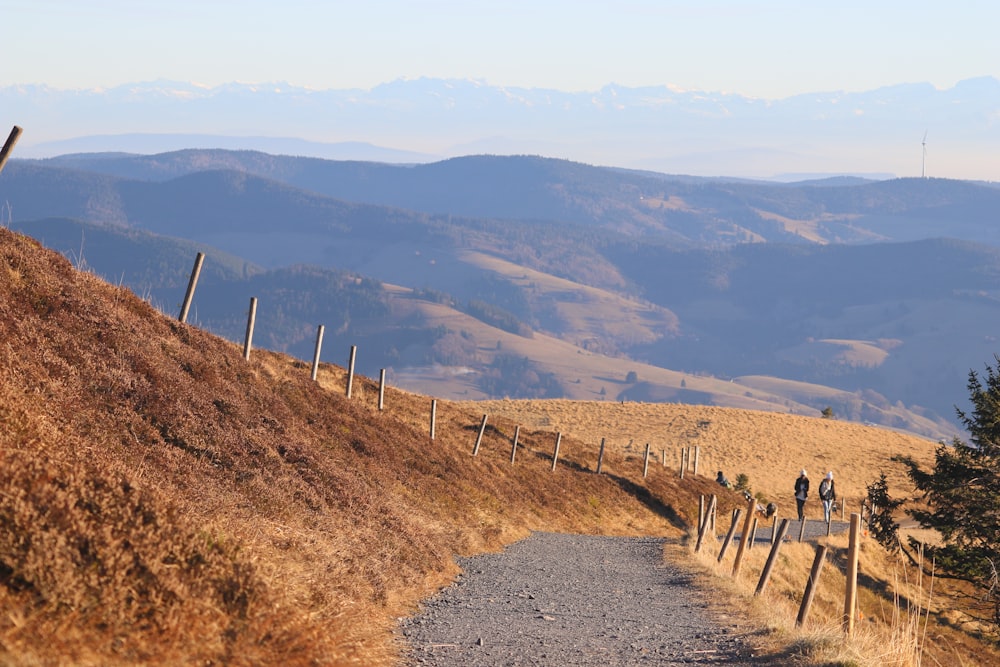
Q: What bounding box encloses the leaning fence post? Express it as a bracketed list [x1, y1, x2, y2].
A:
[718, 508, 742, 563]
[731, 495, 757, 577]
[378, 369, 386, 410]
[695, 495, 717, 553]
[310, 324, 325, 381]
[345, 345, 357, 398]
[642, 443, 651, 478]
[844, 513, 861, 635]
[596, 437, 606, 474]
[798, 517, 808, 542]
[0, 125, 23, 175]
[510, 425, 520, 464]
[242, 297, 258, 361]
[429, 399, 437, 440]
[472, 414, 488, 456]
[747, 516, 759, 550]
[550, 432, 561, 471]
[755, 518, 790, 595]
[796, 544, 829, 627]
[178, 252, 204, 323]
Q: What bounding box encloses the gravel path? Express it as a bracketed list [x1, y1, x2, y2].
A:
[398, 532, 758, 666]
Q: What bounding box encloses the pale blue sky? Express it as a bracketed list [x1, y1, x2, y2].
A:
[5, 0, 997, 97]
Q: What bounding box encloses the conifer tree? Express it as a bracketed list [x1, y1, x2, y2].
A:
[898, 355, 1000, 627]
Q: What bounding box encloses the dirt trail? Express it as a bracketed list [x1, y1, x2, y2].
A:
[399, 532, 758, 666]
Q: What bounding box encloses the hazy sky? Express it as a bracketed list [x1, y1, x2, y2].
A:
[5, 1, 997, 97]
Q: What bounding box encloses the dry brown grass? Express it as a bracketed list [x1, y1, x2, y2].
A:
[0, 227, 994, 666]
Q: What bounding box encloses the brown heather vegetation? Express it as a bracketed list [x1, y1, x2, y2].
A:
[1, 225, 997, 666]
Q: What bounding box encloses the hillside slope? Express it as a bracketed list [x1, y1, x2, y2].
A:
[0, 227, 738, 664]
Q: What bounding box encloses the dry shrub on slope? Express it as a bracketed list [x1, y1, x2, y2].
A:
[0, 228, 719, 665]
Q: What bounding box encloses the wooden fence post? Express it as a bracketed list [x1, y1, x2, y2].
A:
[695, 495, 717, 553]
[642, 443, 651, 478]
[429, 399, 437, 440]
[178, 252, 204, 323]
[798, 517, 808, 542]
[698, 495, 706, 534]
[661, 449, 666, 467]
[472, 414, 488, 456]
[0, 125, 23, 175]
[747, 516, 759, 550]
[755, 518, 790, 596]
[796, 544, 829, 627]
[378, 369, 386, 410]
[731, 495, 757, 577]
[510, 425, 520, 464]
[844, 513, 861, 635]
[771, 515, 779, 544]
[345, 345, 357, 398]
[596, 437, 606, 474]
[310, 324, 325, 381]
[693, 445, 700, 475]
[550, 432, 561, 471]
[679, 448, 686, 479]
[242, 297, 257, 361]
[718, 508, 742, 563]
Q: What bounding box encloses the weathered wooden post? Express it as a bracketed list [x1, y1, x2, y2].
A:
[796, 544, 829, 627]
[550, 432, 561, 471]
[698, 495, 706, 534]
[731, 495, 757, 577]
[661, 449, 667, 467]
[345, 345, 357, 398]
[798, 517, 808, 542]
[695, 495, 717, 553]
[755, 518, 791, 596]
[693, 445, 700, 475]
[0, 125, 23, 175]
[429, 399, 437, 440]
[642, 443, 651, 478]
[718, 508, 742, 563]
[378, 369, 386, 410]
[679, 448, 686, 479]
[472, 414, 488, 456]
[242, 297, 258, 361]
[596, 437, 606, 474]
[178, 252, 205, 323]
[771, 515, 779, 544]
[747, 516, 759, 550]
[843, 513, 861, 635]
[310, 324, 325, 381]
[510, 425, 520, 464]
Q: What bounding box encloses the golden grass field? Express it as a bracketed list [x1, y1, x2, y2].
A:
[2, 226, 998, 667]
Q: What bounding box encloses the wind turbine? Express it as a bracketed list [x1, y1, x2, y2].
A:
[921, 131, 927, 178]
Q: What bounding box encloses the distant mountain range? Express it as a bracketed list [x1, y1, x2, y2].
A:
[3, 149, 999, 441]
[5, 77, 1000, 179]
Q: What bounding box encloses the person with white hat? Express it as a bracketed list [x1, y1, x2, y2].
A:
[794, 469, 810, 522]
[819, 471, 837, 523]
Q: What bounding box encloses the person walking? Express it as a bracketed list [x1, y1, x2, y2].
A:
[794, 469, 810, 522]
[819, 471, 837, 523]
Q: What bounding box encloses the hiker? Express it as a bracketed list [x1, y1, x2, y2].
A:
[716, 470, 731, 488]
[819, 471, 837, 523]
[794, 469, 809, 521]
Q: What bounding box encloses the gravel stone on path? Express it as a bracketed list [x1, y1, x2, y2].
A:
[398, 532, 758, 666]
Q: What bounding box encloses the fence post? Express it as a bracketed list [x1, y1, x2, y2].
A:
[550, 432, 561, 471]
[747, 516, 759, 550]
[596, 437, 606, 474]
[755, 518, 790, 595]
[345, 345, 357, 398]
[661, 449, 666, 467]
[472, 414, 488, 456]
[798, 517, 807, 542]
[796, 544, 829, 627]
[510, 425, 520, 464]
[731, 495, 757, 577]
[771, 515, 779, 544]
[429, 399, 437, 440]
[242, 297, 258, 361]
[718, 508, 742, 563]
[695, 495, 717, 553]
[378, 369, 386, 410]
[178, 252, 205, 323]
[0, 125, 23, 175]
[642, 443, 651, 478]
[310, 324, 325, 381]
[844, 513, 861, 635]
[693, 445, 700, 475]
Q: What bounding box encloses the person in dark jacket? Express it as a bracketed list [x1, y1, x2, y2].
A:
[794, 469, 810, 521]
[716, 470, 731, 488]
